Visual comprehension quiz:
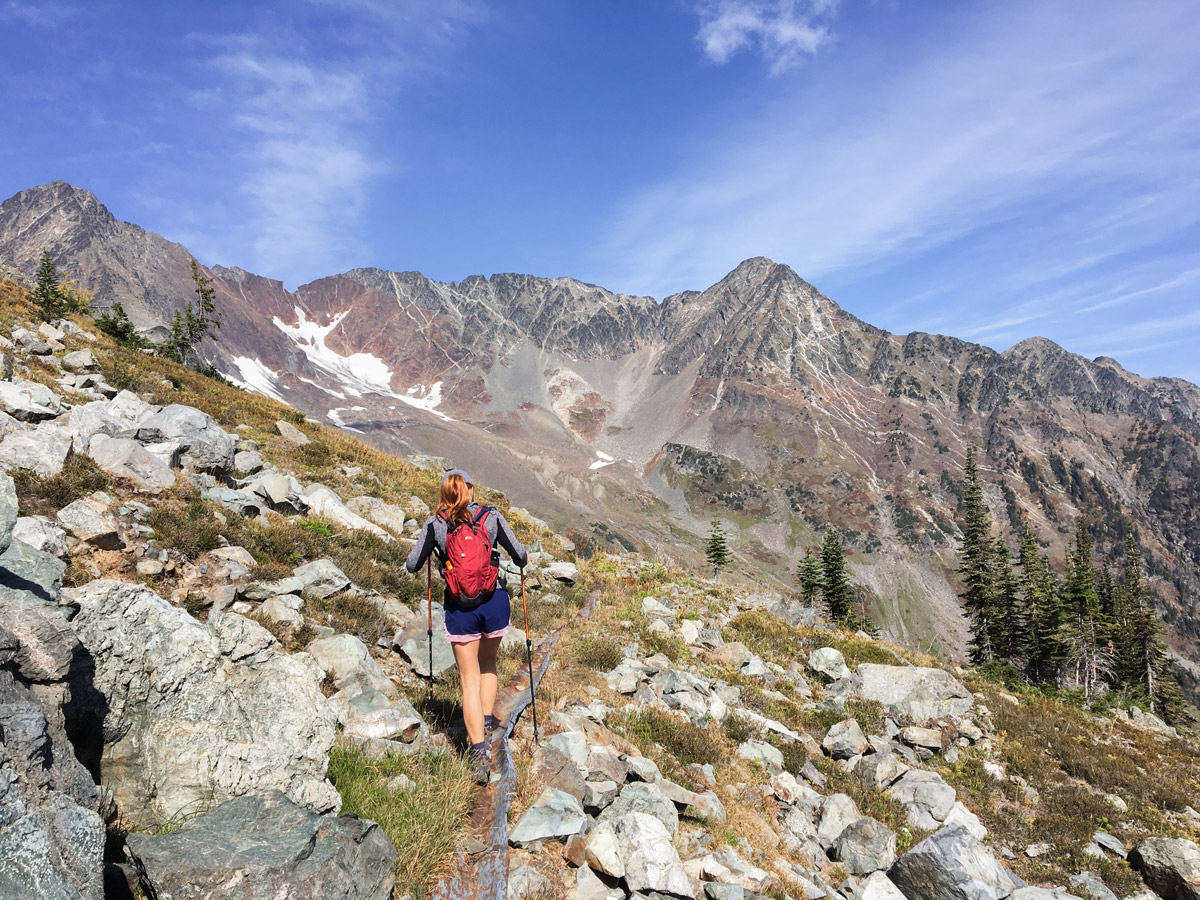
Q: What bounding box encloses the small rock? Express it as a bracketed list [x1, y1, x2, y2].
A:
[510, 787, 586, 847]
[835, 817, 898, 874]
[823, 718, 869, 759]
[276, 419, 311, 446]
[808, 646, 851, 682]
[507, 865, 551, 900]
[56, 498, 123, 549]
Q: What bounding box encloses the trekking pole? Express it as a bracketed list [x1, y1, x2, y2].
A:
[426, 558, 434, 703]
[519, 567, 539, 744]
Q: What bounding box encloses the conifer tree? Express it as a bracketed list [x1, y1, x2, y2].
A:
[1122, 533, 1187, 721]
[95, 301, 148, 348]
[33, 250, 66, 321]
[958, 447, 1000, 664]
[821, 530, 852, 624]
[1062, 521, 1109, 703]
[705, 518, 731, 572]
[988, 538, 1022, 661]
[796, 545, 823, 607]
[163, 259, 222, 367]
[1017, 525, 1062, 685]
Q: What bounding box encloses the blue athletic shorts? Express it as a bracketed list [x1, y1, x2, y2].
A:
[444, 588, 511, 643]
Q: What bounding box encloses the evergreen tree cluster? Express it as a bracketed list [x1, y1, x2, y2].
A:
[32, 249, 222, 371]
[163, 260, 222, 368]
[795, 530, 870, 629]
[957, 446, 1187, 724]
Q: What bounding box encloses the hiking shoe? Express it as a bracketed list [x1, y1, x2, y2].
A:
[469, 747, 490, 785]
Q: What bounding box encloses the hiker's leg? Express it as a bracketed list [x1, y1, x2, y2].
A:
[478, 635, 502, 721]
[453, 638, 484, 745]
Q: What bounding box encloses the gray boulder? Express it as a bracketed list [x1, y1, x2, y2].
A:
[817, 793, 862, 850]
[509, 786, 586, 847]
[0, 472, 16, 551]
[851, 664, 974, 723]
[11, 516, 67, 558]
[886, 770, 958, 831]
[395, 603, 456, 677]
[508, 864, 552, 900]
[88, 434, 176, 492]
[809, 647, 851, 682]
[598, 781, 680, 835]
[0, 427, 72, 478]
[61, 349, 98, 372]
[104, 390, 160, 428]
[0, 379, 64, 421]
[293, 558, 352, 598]
[65, 580, 340, 826]
[135, 404, 236, 473]
[64, 402, 124, 453]
[301, 485, 393, 540]
[1009, 890, 1082, 899]
[307, 633, 395, 697]
[835, 818, 898, 874]
[614, 811, 694, 898]
[275, 419, 311, 446]
[56, 499, 122, 550]
[544, 560, 579, 584]
[125, 790, 396, 900]
[849, 872, 909, 900]
[888, 824, 1021, 900]
[346, 495, 410, 535]
[1, 539, 66, 601]
[0, 579, 105, 900]
[823, 718, 869, 759]
[1128, 837, 1200, 900]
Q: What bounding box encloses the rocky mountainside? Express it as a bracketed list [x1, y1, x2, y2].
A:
[2, 183, 1198, 676]
[0, 277, 1198, 899]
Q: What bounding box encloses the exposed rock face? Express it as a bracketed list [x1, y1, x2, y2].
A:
[0, 472, 105, 900]
[125, 789, 396, 900]
[64, 580, 339, 826]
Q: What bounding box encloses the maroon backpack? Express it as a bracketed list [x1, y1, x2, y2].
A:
[439, 506, 500, 603]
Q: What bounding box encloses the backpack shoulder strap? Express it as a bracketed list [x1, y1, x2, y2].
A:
[473, 505, 495, 525]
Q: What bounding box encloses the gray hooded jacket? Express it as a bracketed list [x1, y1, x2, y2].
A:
[404, 502, 528, 576]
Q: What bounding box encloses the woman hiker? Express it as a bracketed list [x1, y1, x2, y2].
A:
[405, 469, 528, 784]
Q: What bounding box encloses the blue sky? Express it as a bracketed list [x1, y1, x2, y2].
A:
[2, 0, 1198, 383]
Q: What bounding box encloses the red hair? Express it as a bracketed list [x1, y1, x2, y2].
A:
[436, 474, 472, 525]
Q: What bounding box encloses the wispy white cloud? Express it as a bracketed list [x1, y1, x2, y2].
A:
[692, 0, 839, 73]
[604, 2, 1200, 359]
[0, 1, 74, 27]
[182, 1, 484, 285]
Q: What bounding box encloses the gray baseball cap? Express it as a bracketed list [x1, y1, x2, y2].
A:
[443, 468, 473, 486]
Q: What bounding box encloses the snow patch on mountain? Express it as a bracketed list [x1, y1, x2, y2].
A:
[228, 357, 287, 403]
[397, 382, 451, 421]
[274, 307, 400, 399]
[589, 450, 615, 470]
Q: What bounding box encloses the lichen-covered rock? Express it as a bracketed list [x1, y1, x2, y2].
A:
[64, 580, 339, 826]
[125, 790, 396, 900]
